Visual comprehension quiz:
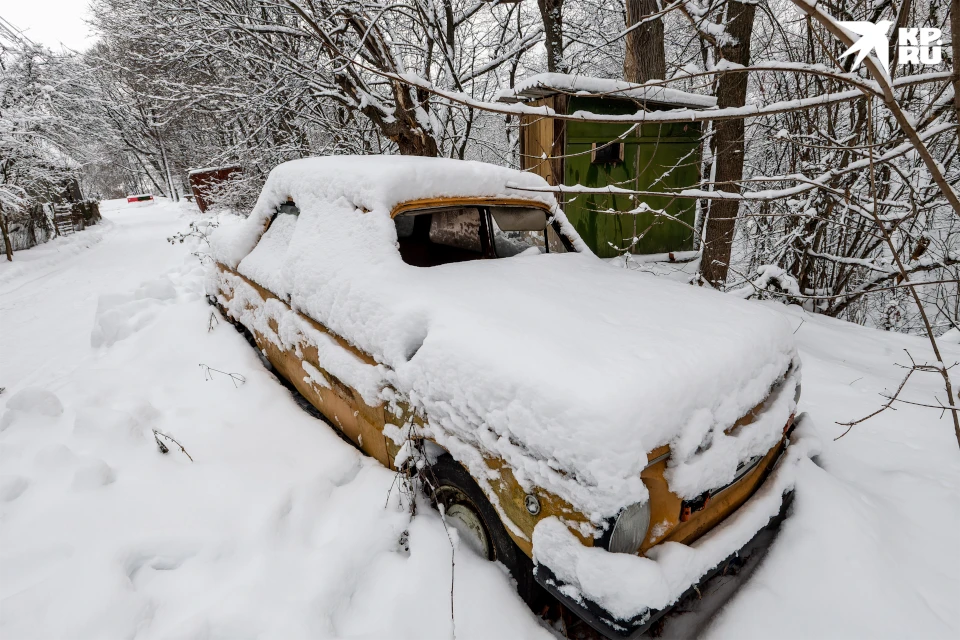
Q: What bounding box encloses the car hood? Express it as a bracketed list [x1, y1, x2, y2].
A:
[227, 203, 798, 517]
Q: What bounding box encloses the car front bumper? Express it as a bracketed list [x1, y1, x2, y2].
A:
[532, 414, 820, 639]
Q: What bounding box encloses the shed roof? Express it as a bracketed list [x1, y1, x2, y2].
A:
[188, 165, 241, 176]
[495, 73, 717, 109]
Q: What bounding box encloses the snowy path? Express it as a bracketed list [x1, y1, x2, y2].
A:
[1, 201, 958, 639]
[0, 200, 544, 640]
[0, 200, 187, 387]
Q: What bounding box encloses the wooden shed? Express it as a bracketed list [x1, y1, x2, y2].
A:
[188, 165, 241, 213]
[498, 74, 714, 258]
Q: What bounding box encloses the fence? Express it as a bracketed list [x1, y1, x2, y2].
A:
[5, 200, 101, 252]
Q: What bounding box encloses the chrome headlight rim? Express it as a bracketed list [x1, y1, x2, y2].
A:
[600, 500, 652, 555]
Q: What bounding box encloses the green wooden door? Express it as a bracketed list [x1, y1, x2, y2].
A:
[563, 97, 701, 258]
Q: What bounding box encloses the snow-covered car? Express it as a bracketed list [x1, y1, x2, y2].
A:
[208, 156, 811, 637]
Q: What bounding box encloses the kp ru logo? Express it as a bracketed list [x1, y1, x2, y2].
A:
[838, 21, 943, 72]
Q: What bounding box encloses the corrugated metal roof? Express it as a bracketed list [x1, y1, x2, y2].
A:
[495, 73, 717, 109]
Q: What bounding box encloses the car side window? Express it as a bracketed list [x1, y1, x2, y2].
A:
[429, 209, 483, 253]
[276, 198, 299, 216]
[396, 208, 487, 267]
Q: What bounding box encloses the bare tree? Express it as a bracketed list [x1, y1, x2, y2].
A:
[0, 38, 92, 256]
[0, 203, 13, 261]
[72, 0, 959, 368]
[537, 0, 567, 73]
[699, 0, 757, 287]
[952, 0, 960, 123]
[624, 0, 665, 82]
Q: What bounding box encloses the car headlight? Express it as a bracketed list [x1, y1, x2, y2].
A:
[606, 501, 652, 554]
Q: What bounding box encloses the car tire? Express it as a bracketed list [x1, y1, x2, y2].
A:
[425, 454, 543, 608]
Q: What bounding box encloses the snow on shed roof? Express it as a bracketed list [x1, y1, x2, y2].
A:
[188, 165, 241, 176]
[496, 73, 717, 109]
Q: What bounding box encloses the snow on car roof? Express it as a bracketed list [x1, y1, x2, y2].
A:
[212, 155, 558, 268]
[210, 155, 797, 519]
[269, 154, 555, 215]
[496, 73, 718, 109]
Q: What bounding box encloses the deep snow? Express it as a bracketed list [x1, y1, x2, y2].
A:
[1, 198, 958, 639]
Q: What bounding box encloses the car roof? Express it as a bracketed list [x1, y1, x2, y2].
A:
[264, 155, 557, 216]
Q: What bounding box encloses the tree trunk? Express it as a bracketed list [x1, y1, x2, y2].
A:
[0, 203, 13, 262]
[886, 0, 913, 76]
[952, 0, 960, 124]
[537, 0, 566, 73]
[157, 132, 178, 202]
[624, 0, 665, 83]
[385, 81, 440, 156]
[699, 0, 757, 287]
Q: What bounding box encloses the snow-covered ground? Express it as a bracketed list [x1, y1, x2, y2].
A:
[1, 198, 958, 639]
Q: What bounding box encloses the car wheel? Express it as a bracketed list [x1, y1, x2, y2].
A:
[425, 454, 542, 608]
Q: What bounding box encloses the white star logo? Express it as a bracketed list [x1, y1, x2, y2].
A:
[838, 20, 894, 73]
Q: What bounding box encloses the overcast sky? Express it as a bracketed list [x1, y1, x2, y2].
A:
[3, 2, 95, 51]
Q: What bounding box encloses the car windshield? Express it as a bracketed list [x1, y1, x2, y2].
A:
[395, 204, 565, 267]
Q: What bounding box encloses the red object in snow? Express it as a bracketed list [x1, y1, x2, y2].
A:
[127, 194, 154, 203]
